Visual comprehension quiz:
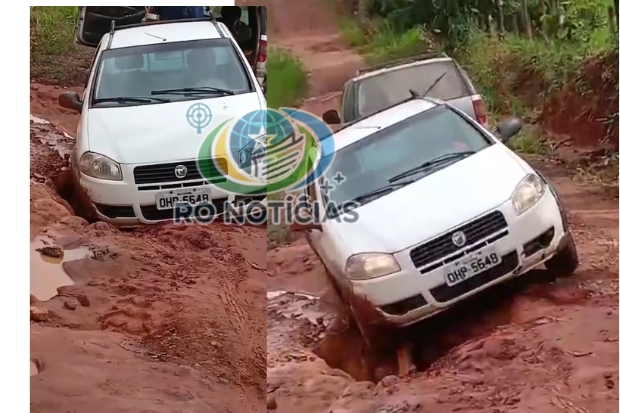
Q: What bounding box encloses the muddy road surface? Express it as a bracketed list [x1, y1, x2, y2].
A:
[30, 84, 266, 413]
[265, 1, 619, 412]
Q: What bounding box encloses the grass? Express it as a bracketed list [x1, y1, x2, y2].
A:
[264, 48, 307, 245]
[267, 47, 307, 109]
[459, 28, 618, 114]
[30, 6, 92, 85]
[337, 18, 429, 64]
[30, 6, 77, 56]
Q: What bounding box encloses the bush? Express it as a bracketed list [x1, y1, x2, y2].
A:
[338, 19, 429, 64]
[459, 28, 617, 115]
[267, 48, 307, 109]
[30, 6, 78, 56]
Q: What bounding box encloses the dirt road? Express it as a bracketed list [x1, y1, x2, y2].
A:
[265, 1, 619, 412]
[30, 85, 266, 412]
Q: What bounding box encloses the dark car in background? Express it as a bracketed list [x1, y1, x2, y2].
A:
[322, 52, 488, 129]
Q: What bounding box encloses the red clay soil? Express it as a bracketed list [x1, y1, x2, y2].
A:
[264, 1, 619, 412]
[30, 88, 266, 412]
[541, 50, 619, 150]
[30, 83, 82, 136]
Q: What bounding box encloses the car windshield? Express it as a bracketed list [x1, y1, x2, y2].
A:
[92, 38, 252, 106]
[323, 105, 492, 209]
[356, 60, 469, 119]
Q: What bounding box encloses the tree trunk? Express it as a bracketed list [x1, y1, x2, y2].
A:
[508, 13, 519, 34]
[357, 0, 367, 25]
[608, 5, 618, 33]
[498, 0, 505, 33]
[520, 0, 533, 39]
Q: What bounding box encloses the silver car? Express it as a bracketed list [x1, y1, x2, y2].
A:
[322, 52, 488, 128]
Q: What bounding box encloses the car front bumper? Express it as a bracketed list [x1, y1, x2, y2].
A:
[78, 167, 239, 226]
[349, 188, 568, 327]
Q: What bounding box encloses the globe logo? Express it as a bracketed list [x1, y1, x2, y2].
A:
[196, 108, 335, 196]
[186, 103, 213, 134]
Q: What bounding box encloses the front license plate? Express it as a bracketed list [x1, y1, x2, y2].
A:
[155, 188, 210, 210]
[444, 249, 502, 287]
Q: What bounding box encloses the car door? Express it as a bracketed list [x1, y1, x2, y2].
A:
[74, 6, 146, 48]
[211, 6, 261, 67]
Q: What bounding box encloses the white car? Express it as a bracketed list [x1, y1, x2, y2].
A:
[58, 18, 266, 225]
[296, 97, 579, 341]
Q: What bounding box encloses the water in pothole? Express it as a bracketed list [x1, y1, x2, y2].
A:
[30, 236, 92, 301]
[30, 114, 74, 158]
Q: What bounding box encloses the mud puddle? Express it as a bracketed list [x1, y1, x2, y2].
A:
[30, 114, 74, 159]
[31, 236, 92, 301]
[304, 270, 561, 382]
[267, 291, 334, 325]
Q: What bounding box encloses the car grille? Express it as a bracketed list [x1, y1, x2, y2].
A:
[410, 211, 508, 269]
[429, 250, 519, 303]
[133, 158, 227, 185]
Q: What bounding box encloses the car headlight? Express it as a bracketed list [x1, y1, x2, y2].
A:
[238, 136, 266, 166]
[512, 173, 546, 215]
[78, 152, 123, 181]
[344, 253, 401, 280]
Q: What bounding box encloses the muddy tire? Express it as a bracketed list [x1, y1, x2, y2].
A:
[545, 233, 579, 277]
[345, 293, 395, 352]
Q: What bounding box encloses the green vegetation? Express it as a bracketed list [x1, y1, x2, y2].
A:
[338, 18, 428, 64]
[30, 6, 77, 56]
[30, 6, 92, 85]
[338, 0, 618, 161]
[267, 48, 307, 109]
[459, 28, 617, 115]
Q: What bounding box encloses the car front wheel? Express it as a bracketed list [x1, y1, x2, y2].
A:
[545, 232, 579, 277]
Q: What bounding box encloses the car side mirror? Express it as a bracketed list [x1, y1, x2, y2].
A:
[58, 91, 83, 113]
[322, 110, 341, 125]
[496, 117, 523, 143]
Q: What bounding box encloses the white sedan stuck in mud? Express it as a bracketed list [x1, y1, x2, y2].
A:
[59, 17, 266, 225]
[294, 97, 579, 341]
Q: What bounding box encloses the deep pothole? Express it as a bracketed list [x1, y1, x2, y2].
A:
[31, 235, 93, 301]
[53, 169, 99, 223]
[311, 275, 544, 382]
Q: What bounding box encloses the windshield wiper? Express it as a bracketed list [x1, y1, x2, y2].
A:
[409, 70, 450, 99]
[349, 180, 416, 203]
[151, 86, 237, 96]
[331, 179, 419, 215]
[93, 96, 170, 104]
[388, 151, 476, 183]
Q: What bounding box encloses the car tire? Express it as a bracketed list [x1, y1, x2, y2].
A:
[545, 232, 579, 277]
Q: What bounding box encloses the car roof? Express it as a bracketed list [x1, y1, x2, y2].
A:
[109, 21, 226, 49]
[352, 57, 454, 82]
[330, 98, 438, 153]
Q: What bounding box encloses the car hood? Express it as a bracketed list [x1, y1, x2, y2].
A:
[331, 144, 529, 253]
[85, 93, 263, 164]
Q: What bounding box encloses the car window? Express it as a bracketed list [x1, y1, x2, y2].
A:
[357, 61, 469, 119]
[92, 38, 251, 106]
[324, 105, 492, 209]
[210, 6, 250, 24]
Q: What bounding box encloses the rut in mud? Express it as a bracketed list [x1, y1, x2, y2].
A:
[30, 85, 267, 413]
[265, 0, 619, 412]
